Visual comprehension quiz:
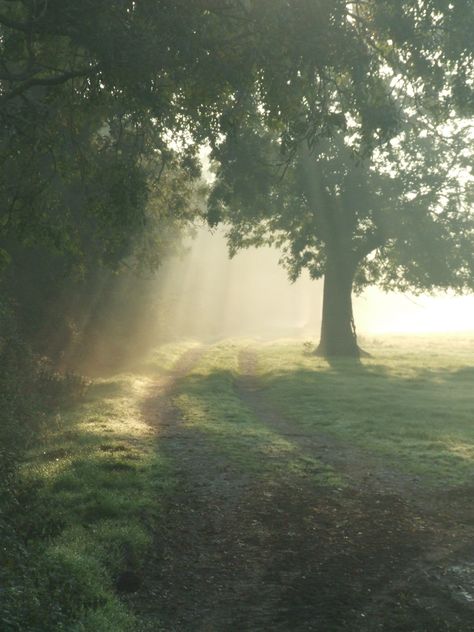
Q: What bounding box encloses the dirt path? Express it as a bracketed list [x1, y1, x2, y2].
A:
[236, 347, 474, 626]
[130, 344, 474, 631]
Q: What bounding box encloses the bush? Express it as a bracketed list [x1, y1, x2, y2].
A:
[0, 300, 90, 632]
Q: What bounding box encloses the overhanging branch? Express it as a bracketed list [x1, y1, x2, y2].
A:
[0, 67, 96, 102]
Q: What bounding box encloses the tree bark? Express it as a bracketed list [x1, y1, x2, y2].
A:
[315, 256, 360, 358]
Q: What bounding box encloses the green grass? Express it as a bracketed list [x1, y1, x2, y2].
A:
[2, 340, 199, 632]
[171, 341, 343, 487]
[5, 335, 474, 630]
[255, 335, 474, 486]
[135, 339, 202, 375]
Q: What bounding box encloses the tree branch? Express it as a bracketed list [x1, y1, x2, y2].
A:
[354, 231, 387, 262]
[0, 67, 96, 102]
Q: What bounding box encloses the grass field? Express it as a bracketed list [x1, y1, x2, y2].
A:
[6, 335, 474, 631]
[172, 342, 343, 486]
[255, 335, 474, 486]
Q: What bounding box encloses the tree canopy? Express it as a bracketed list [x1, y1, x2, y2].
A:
[0, 0, 228, 270]
[202, 1, 474, 356]
[1, 1, 472, 272]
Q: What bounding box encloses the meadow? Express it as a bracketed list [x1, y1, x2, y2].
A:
[5, 335, 474, 631]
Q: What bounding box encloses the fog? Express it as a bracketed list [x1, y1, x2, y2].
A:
[156, 227, 474, 342]
[355, 288, 474, 335]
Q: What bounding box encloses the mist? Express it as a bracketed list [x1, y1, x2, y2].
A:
[154, 228, 316, 340]
[154, 227, 474, 343]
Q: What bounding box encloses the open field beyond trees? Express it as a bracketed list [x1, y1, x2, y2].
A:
[3, 336, 474, 631]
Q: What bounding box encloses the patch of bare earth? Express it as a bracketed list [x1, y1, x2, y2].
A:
[130, 346, 474, 631]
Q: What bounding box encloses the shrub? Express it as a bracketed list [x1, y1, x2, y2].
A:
[0, 300, 90, 632]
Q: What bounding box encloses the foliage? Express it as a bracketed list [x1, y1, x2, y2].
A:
[202, 1, 473, 356]
[0, 239, 195, 372]
[210, 120, 474, 293]
[0, 300, 89, 631]
[207, 104, 472, 355]
[1, 1, 473, 273]
[2, 0, 471, 623]
[0, 0, 211, 270]
[0, 300, 85, 457]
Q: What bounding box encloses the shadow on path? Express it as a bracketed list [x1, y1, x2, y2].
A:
[129, 345, 474, 632]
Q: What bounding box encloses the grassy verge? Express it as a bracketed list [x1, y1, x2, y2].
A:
[135, 339, 202, 375]
[2, 340, 198, 632]
[172, 341, 343, 487]
[256, 335, 474, 487]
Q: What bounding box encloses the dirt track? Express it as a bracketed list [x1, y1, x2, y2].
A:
[130, 345, 474, 631]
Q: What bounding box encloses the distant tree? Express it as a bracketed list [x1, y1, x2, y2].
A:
[208, 116, 473, 356]
[201, 0, 474, 357]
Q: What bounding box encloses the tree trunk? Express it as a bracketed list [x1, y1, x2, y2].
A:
[315, 257, 360, 358]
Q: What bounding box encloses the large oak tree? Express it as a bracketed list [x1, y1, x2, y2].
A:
[202, 1, 474, 357]
[208, 116, 473, 356]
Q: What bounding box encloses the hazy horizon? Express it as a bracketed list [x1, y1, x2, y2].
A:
[156, 227, 474, 341]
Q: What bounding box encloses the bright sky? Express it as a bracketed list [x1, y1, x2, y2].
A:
[355, 288, 474, 334]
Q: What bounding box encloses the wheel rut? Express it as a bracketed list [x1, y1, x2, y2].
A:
[237, 348, 433, 501]
[234, 346, 474, 629]
[129, 343, 474, 632]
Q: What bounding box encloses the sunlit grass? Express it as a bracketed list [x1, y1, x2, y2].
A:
[14, 376, 154, 629]
[255, 335, 474, 486]
[11, 341, 201, 632]
[136, 339, 202, 376]
[172, 341, 343, 487]
[9, 335, 474, 630]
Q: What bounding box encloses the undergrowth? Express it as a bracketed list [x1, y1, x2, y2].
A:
[0, 338, 194, 631]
